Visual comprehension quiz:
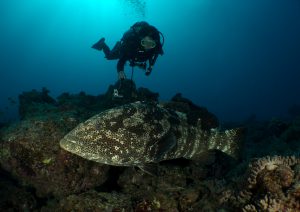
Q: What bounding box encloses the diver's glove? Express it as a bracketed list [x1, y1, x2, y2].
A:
[145, 67, 152, 76]
[118, 71, 126, 80]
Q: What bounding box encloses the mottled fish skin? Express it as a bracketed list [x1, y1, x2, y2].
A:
[60, 101, 242, 167]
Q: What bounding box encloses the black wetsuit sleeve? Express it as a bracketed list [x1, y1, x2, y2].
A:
[117, 57, 127, 72]
[149, 53, 159, 69]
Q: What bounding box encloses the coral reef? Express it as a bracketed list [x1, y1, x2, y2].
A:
[239, 117, 300, 161]
[0, 82, 300, 211]
[163, 92, 219, 130]
[52, 190, 132, 212]
[18, 80, 159, 121]
[0, 114, 109, 198]
[228, 156, 300, 211]
[102, 79, 159, 108]
[0, 80, 160, 200]
[18, 87, 56, 120]
[0, 171, 37, 211]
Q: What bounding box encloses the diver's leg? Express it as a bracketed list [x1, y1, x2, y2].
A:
[102, 44, 111, 58]
[91, 38, 114, 59]
[106, 41, 122, 60]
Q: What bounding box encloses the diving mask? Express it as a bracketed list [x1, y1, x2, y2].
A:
[141, 36, 156, 49]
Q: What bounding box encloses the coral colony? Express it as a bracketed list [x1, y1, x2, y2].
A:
[0, 81, 299, 211]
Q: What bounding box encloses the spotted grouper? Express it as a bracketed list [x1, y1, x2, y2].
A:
[60, 101, 244, 173]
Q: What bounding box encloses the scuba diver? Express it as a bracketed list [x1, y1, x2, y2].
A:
[92, 21, 164, 98]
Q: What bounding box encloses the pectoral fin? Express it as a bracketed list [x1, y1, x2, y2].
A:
[138, 163, 159, 176]
[152, 132, 177, 162]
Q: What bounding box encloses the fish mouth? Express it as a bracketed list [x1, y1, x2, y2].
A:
[59, 136, 81, 155]
[60, 137, 96, 161]
[59, 136, 101, 162]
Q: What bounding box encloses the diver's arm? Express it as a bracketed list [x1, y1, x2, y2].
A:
[146, 54, 158, 75]
[117, 57, 127, 80]
[117, 57, 126, 72]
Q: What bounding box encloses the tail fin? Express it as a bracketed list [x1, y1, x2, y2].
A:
[208, 127, 246, 160]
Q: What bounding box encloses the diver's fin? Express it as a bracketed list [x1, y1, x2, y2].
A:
[138, 163, 159, 176]
[92, 38, 105, 51]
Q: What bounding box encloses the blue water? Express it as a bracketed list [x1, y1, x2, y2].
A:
[0, 0, 299, 122]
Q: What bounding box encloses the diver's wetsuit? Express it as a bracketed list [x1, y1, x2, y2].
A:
[100, 22, 163, 74]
